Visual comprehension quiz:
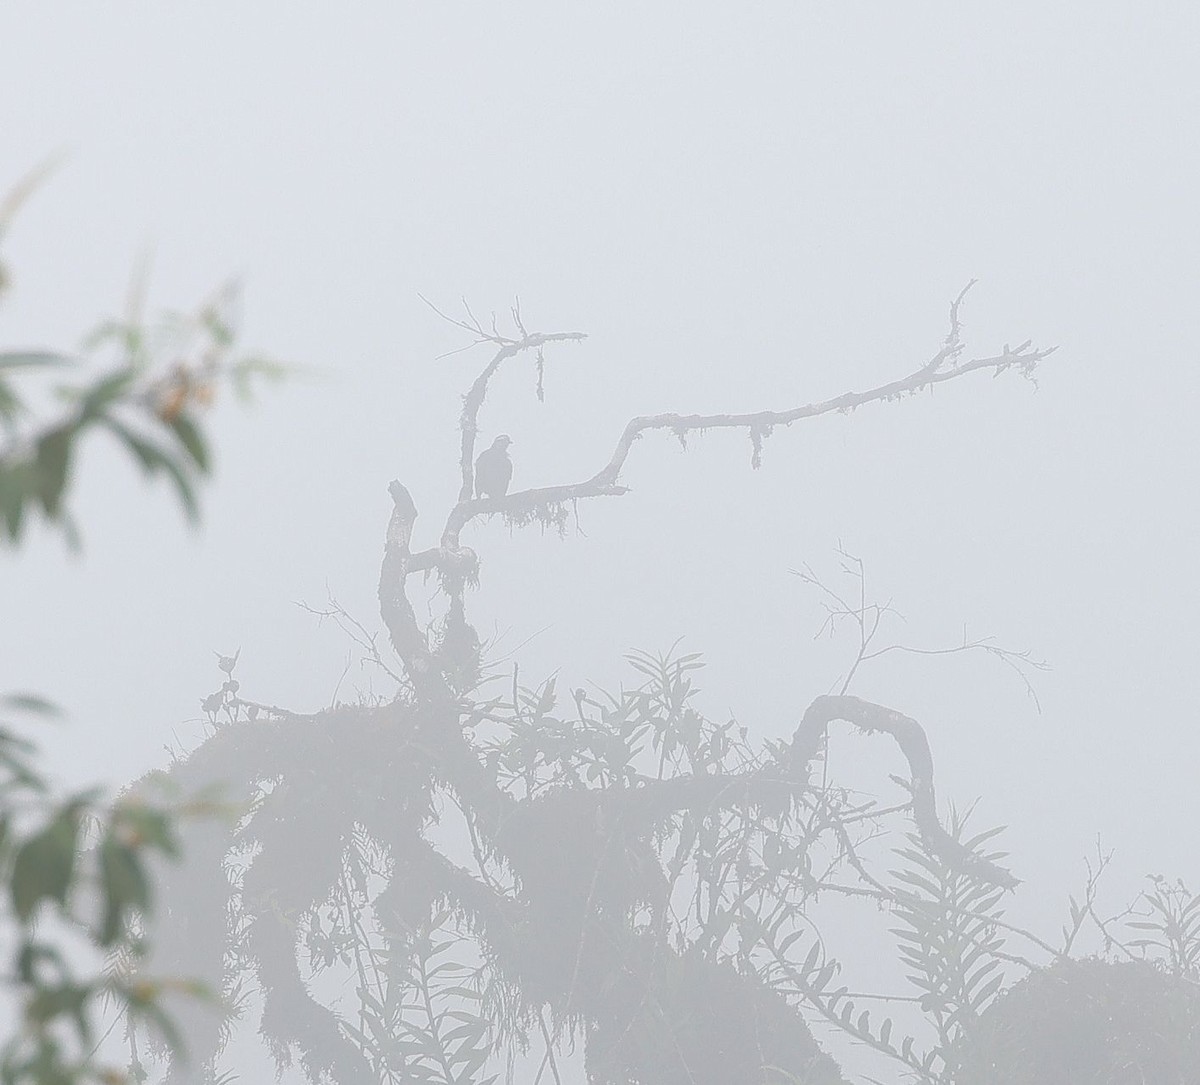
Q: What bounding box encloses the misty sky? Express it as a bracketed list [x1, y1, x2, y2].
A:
[4, 2, 1199, 1064]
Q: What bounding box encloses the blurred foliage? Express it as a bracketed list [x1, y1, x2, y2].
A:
[0, 163, 285, 550]
[0, 696, 221, 1084]
[0, 287, 285, 549]
[1, 166, 278, 1083]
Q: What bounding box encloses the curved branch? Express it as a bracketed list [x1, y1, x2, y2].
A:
[789, 694, 1019, 889]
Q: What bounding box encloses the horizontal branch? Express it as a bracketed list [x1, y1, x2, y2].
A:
[586, 346, 1051, 488]
[442, 481, 627, 548]
[441, 339, 1054, 548]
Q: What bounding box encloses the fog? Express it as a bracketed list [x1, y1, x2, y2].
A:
[3, 4, 1198, 1082]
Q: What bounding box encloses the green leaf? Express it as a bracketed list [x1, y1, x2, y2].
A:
[0, 693, 60, 716]
[165, 411, 210, 472]
[33, 423, 74, 517]
[0, 377, 25, 424]
[25, 980, 91, 1042]
[154, 450, 201, 522]
[78, 367, 138, 418]
[0, 727, 46, 790]
[11, 803, 83, 919]
[58, 508, 82, 552]
[100, 415, 172, 475]
[98, 835, 151, 945]
[15, 939, 68, 984]
[0, 464, 30, 541]
[0, 351, 74, 371]
[100, 416, 200, 523]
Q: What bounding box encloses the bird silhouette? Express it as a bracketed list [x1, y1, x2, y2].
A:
[475, 435, 513, 499]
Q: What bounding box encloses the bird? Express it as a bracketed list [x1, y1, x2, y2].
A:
[475, 435, 513, 499]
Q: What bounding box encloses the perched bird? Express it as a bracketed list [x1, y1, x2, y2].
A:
[475, 435, 513, 499]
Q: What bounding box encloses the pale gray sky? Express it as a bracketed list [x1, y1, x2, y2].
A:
[4, 3, 1199, 1078]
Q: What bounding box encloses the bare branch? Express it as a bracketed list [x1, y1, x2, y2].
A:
[863, 637, 1047, 710]
[922, 277, 977, 377]
[795, 547, 1046, 707]
[297, 592, 407, 686]
[443, 330, 1055, 547]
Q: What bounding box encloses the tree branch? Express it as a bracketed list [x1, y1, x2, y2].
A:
[395, 290, 1054, 722]
[441, 331, 1054, 548]
[420, 299, 586, 505]
[789, 694, 1019, 889]
[453, 331, 587, 505]
[378, 480, 450, 704]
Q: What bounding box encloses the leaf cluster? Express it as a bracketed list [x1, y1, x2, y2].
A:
[0, 168, 286, 548]
[0, 291, 282, 548]
[0, 697, 208, 1085]
[887, 813, 1012, 1081]
[1, 168, 277, 1082]
[340, 909, 496, 1085]
[1126, 875, 1200, 979]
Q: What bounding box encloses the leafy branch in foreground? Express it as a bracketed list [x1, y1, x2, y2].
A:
[0, 169, 286, 548]
[0, 696, 224, 1085]
[0, 284, 284, 548]
[2, 164, 285, 1083]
